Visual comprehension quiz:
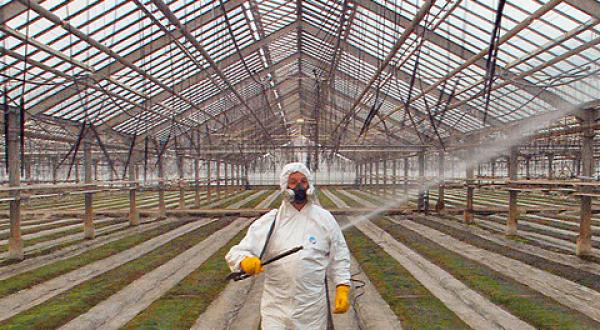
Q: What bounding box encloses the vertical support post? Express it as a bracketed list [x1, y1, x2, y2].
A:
[577, 108, 595, 257]
[216, 160, 222, 199]
[177, 154, 185, 209]
[417, 151, 427, 213]
[374, 161, 380, 194]
[24, 155, 31, 185]
[525, 156, 531, 180]
[194, 158, 201, 208]
[75, 159, 80, 183]
[392, 159, 397, 195]
[83, 138, 95, 239]
[547, 153, 554, 179]
[382, 159, 388, 194]
[436, 150, 445, 212]
[403, 157, 409, 197]
[52, 156, 58, 184]
[507, 146, 519, 236]
[129, 151, 140, 226]
[7, 108, 23, 260]
[490, 158, 496, 178]
[464, 152, 475, 224]
[368, 162, 373, 186]
[206, 160, 212, 203]
[157, 152, 166, 219]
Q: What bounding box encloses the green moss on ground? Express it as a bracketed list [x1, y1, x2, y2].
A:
[0, 218, 234, 330]
[122, 229, 247, 329]
[344, 225, 469, 329]
[0, 218, 199, 298]
[374, 217, 600, 329]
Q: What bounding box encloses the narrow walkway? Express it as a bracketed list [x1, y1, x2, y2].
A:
[391, 217, 600, 324]
[59, 218, 249, 330]
[0, 219, 216, 322]
[326, 189, 534, 330]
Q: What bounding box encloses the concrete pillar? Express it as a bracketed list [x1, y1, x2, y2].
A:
[507, 146, 519, 236]
[547, 153, 554, 179]
[464, 153, 475, 224]
[157, 153, 166, 219]
[177, 154, 185, 209]
[525, 156, 531, 180]
[129, 152, 140, 226]
[7, 108, 23, 260]
[436, 151, 445, 212]
[194, 158, 201, 208]
[83, 139, 95, 239]
[577, 109, 596, 257]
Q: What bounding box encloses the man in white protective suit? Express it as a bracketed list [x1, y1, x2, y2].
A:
[225, 162, 351, 329]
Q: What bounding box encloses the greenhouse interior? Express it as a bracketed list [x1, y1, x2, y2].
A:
[0, 0, 599, 329]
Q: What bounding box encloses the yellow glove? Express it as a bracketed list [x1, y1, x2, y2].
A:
[333, 284, 350, 314]
[240, 256, 263, 275]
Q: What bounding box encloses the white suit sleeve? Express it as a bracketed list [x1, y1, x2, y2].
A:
[329, 216, 351, 286]
[225, 209, 277, 272]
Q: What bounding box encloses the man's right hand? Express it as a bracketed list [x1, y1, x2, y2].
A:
[240, 256, 263, 275]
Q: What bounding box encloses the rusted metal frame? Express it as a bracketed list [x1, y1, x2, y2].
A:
[150, 0, 276, 147]
[16, 0, 229, 128]
[130, 0, 231, 131]
[246, 0, 290, 139]
[146, 60, 297, 137]
[296, 0, 305, 115]
[445, 37, 600, 118]
[0, 46, 199, 137]
[480, 0, 507, 126]
[297, 45, 461, 138]
[358, 0, 572, 125]
[330, 0, 435, 141]
[219, 0, 284, 139]
[372, 0, 567, 130]
[23, 0, 247, 122]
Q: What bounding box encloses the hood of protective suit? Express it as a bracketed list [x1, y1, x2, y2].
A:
[279, 162, 316, 202]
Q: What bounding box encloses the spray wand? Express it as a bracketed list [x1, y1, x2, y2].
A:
[226, 246, 304, 281]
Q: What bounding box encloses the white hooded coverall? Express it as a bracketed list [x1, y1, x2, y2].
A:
[225, 163, 351, 330]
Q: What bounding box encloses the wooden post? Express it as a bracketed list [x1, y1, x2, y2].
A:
[129, 151, 140, 226]
[577, 108, 595, 257]
[507, 146, 519, 236]
[157, 152, 166, 219]
[177, 154, 185, 209]
[83, 138, 95, 239]
[7, 108, 23, 260]
[436, 150, 445, 212]
[464, 153, 475, 224]
[194, 158, 201, 208]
